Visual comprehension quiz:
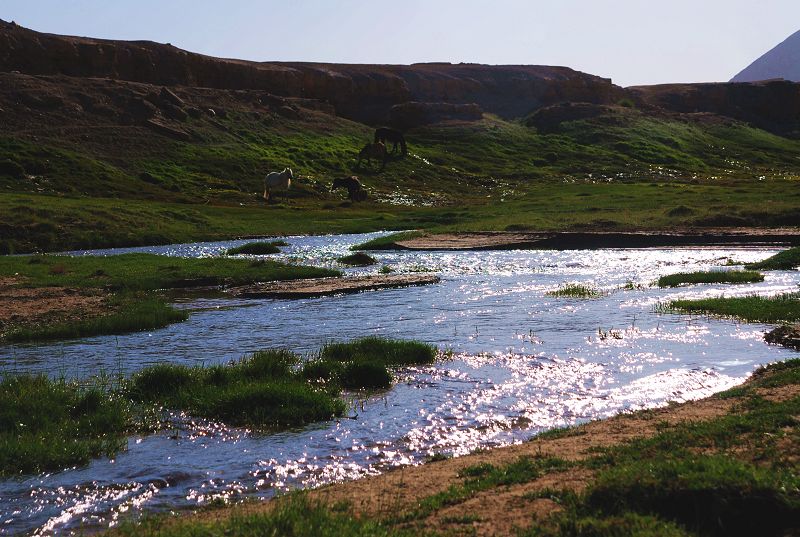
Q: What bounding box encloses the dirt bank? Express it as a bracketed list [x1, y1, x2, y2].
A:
[227, 274, 440, 299]
[388, 229, 800, 251]
[181, 369, 799, 536]
[0, 277, 111, 337]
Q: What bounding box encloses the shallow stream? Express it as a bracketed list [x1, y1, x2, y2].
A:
[1, 232, 798, 535]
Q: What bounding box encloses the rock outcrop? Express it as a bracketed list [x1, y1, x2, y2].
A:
[629, 80, 800, 137]
[0, 19, 623, 124]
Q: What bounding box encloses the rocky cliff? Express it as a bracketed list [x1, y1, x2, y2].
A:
[0, 19, 623, 124]
[629, 80, 800, 137]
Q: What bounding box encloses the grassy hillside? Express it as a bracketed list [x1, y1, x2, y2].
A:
[1, 75, 799, 253]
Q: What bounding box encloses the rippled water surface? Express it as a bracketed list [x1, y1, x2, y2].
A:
[2, 232, 799, 535]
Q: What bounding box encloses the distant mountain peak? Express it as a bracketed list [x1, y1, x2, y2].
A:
[731, 29, 800, 82]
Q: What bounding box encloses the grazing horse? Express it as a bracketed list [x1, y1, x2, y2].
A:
[374, 127, 407, 155]
[356, 142, 387, 171]
[263, 168, 293, 201]
[331, 176, 368, 201]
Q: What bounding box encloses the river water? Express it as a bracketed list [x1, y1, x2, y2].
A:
[1, 232, 798, 535]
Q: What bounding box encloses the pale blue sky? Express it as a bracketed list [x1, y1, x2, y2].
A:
[3, 1, 799, 87]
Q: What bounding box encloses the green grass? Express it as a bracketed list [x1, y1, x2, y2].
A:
[395, 455, 571, 523]
[337, 252, 377, 266]
[0, 253, 339, 291]
[4, 99, 800, 254]
[747, 247, 800, 271]
[129, 338, 437, 426]
[547, 283, 604, 298]
[0, 374, 132, 476]
[303, 337, 438, 390]
[226, 241, 285, 255]
[664, 292, 800, 323]
[113, 495, 408, 537]
[657, 270, 765, 287]
[5, 297, 188, 343]
[352, 231, 424, 251]
[129, 350, 345, 429]
[522, 359, 800, 537]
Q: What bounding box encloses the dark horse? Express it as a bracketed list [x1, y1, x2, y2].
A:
[331, 176, 367, 201]
[374, 127, 407, 156]
[356, 142, 387, 171]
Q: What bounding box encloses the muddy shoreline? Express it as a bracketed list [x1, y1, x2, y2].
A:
[228, 274, 440, 299]
[386, 229, 800, 251]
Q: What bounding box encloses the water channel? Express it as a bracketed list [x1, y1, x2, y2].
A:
[1, 232, 798, 535]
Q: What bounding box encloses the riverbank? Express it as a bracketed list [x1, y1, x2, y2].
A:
[0, 253, 338, 342]
[357, 229, 800, 251]
[115, 358, 800, 536]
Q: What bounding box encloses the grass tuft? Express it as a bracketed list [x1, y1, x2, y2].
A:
[746, 247, 800, 271]
[0, 374, 131, 476]
[337, 252, 377, 266]
[663, 292, 800, 323]
[547, 283, 604, 298]
[226, 241, 285, 255]
[129, 350, 343, 429]
[657, 270, 764, 287]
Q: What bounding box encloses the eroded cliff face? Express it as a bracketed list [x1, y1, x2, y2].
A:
[0, 20, 623, 124]
[630, 80, 800, 137]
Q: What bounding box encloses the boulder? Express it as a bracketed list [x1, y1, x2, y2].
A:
[159, 86, 184, 107]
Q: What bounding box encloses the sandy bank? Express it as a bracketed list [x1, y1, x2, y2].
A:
[388, 229, 800, 251]
[227, 274, 440, 299]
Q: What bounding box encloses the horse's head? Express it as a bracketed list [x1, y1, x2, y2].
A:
[286, 168, 294, 179]
[331, 177, 343, 191]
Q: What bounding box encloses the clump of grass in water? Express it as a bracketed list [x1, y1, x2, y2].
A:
[303, 337, 437, 390]
[379, 265, 394, 274]
[337, 252, 376, 266]
[0, 374, 132, 476]
[226, 241, 285, 255]
[657, 270, 764, 288]
[128, 350, 345, 429]
[547, 283, 604, 298]
[5, 296, 187, 343]
[746, 246, 800, 271]
[660, 292, 800, 323]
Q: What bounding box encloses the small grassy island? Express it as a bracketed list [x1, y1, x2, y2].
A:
[657, 270, 765, 288]
[226, 240, 288, 255]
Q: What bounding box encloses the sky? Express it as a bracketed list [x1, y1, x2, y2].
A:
[3, 0, 799, 87]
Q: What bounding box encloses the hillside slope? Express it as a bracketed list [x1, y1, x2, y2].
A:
[732, 29, 800, 83]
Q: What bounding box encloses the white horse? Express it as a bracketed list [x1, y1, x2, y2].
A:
[263, 168, 293, 201]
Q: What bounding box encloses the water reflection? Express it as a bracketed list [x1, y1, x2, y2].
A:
[1, 234, 798, 535]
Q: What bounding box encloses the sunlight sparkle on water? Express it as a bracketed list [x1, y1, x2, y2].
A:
[2, 234, 799, 535]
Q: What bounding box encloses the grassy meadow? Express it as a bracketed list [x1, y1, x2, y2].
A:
[2, 103, 800, 254]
